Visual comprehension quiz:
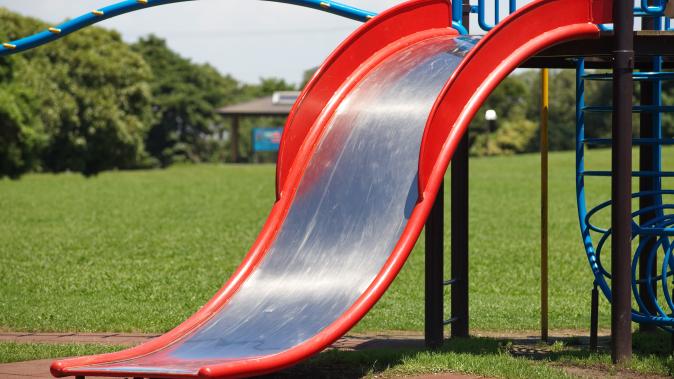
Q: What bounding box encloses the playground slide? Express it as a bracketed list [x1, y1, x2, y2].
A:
[43, 0, 611, 378]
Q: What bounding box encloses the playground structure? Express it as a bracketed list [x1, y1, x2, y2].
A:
[577, 59, 674, 336]
[3, 0, 674, 377]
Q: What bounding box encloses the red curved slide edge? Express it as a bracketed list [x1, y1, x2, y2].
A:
[54, 25, 459, 379]
[52, 0, 613, 377]
[418, 0, 612, 198]
[51, 1, 454, 378]
[198, 29, 461, 378]
[275, 0, 453, 199]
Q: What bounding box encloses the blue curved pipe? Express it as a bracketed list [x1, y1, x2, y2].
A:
[0, 0, 377, 57]
[576, 53, 674, 330]
[266, 0, 375, 21]
[452, 22, 469, 35]
[640, 0, 667, 16]
[476, 0, 516, 31]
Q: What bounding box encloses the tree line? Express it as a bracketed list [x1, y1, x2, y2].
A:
[469, 69, 674, 156]
[1, 7, 673, 179]
[0, 8, 293, 178]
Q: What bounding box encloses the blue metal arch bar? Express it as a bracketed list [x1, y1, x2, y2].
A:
[0, 0, 378, 57]
[575, 55, 674, 331]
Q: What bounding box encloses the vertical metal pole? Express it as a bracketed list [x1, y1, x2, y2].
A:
[450, 0, 471, 339]
[451, 137, 469, 338]
[665, 288, 674, 355]
[611, 0, 634, 364]
[540, 68, 549, 342]
[425, 0, 472, 349]
[231, 116, 240, 163]
[590, 284, 599, 351]
[639, 13, 658, 333]
[425, 182, 444, 349]
[462, 0, 471, 35]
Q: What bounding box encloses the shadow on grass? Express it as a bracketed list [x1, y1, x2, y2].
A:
[265, 331, 674, 378]
[265, 337, 507, 378]
[542, 330, 674, 375]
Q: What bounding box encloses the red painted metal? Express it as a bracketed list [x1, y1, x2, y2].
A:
[51, 0, 613, 378]
[275, 0, 453, 199]
[418, 0, 609, 197]
[52, 1, 454, 378]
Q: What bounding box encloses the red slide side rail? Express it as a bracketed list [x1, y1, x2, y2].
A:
[276, 0, 454, 199]
[418, 0, 612, 198]
[51, 1, 454, 378]
[52, 0, 614, 377]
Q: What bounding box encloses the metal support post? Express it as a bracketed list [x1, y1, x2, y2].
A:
[425, 182, 444, 348]
[611, 0, 634, 364]
[638, 12, 659, 333]
[540, 68, 549, 342]
[590, 284, 599, 351]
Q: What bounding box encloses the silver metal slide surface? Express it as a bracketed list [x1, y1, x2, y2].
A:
[77, 35, 477, 375]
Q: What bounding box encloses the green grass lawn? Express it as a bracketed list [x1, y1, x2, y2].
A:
[287, 332, 674, 378]
[0, 342, 123, 364]
[0, 148, 665, 333]
[278, 337, 575, 379]
[2, 148, 674, 377]
[2, 333, 673, 378]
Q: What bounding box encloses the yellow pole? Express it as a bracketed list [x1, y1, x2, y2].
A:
[540, 68, 549, 342]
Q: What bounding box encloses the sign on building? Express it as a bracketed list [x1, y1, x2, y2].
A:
[252, 127, 283, 153]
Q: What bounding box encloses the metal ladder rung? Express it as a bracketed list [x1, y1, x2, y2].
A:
[582, 72, 674, 81]
[443, 278, 458, 286]
[583, 105, 674, 113]
[580, 170, 674, 177]
[443, 316, 459, 326]
[583, 137, 674, 145]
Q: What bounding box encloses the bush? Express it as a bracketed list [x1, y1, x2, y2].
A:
[0, 8, 154, 177]
[471, 118, 538, 156]
[132, 35, 240, 166]
[0, 84, 46, 178]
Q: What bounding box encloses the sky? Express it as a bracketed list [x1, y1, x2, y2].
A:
[0, 0, 407, 84]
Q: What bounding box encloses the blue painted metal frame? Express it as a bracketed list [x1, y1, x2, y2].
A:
[448, 0, 673, 33]
[640, 0, 668, 16]
[584, 137, 674, 145]
[1, 0, 667, 56]
[0, 0, 379, 57]
[451, 0, 516, 32]
[583, 105, 674, 113]
[0, 0, 469, 57]
[583, 72, 674, 81]
[575, 53, 674, 330]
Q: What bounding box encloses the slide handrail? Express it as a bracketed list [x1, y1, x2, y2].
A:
[1, 0, 670, 57]
[0, 0, 470, 57]
[0, 0, 377, 57]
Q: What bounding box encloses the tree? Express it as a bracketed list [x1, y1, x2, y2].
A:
[301, 67, 318, 88]
[239, 77, 296, 99]
[471, 118, 538, 156]
[132, 35, 240, 166]
[0, 83, 46, 178]
[547, 70, 579, 151]
[44, 29, 154, 175]
[469, 71, 531, 155]
[0, 8, 154, 176]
